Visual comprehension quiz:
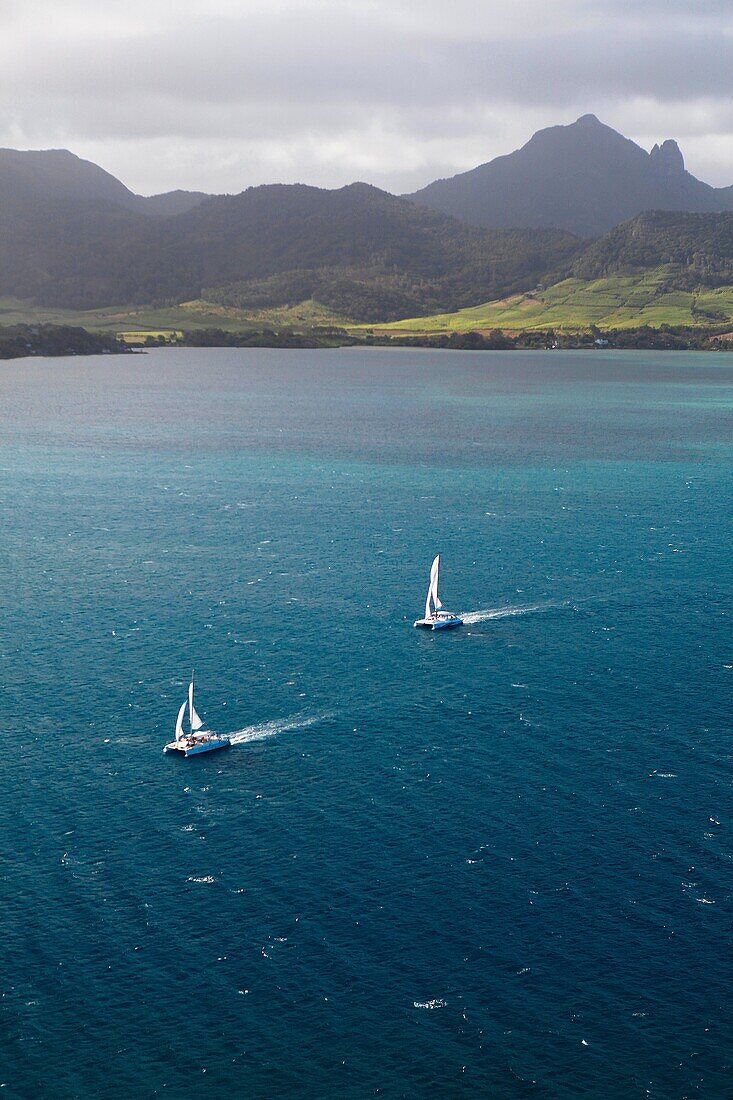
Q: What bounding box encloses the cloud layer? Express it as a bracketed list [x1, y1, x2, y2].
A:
[2, 0, 733, 194]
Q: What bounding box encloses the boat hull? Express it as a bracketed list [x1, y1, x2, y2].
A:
[163, 736, 232, 756]
[413, 614, 463, 630]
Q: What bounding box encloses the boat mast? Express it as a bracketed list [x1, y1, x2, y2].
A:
[189, 672, 195, 736]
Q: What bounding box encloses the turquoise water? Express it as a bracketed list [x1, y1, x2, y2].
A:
[1, 348, 731, 1098]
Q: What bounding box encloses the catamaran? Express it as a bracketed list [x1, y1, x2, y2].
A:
[413, 554, 463, 630]
[163, 675, 231, 756]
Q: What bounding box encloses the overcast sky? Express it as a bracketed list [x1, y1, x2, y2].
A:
[2, 0, 733, 195]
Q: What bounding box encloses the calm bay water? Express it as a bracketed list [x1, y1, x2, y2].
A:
[1, 347, 731, 1098]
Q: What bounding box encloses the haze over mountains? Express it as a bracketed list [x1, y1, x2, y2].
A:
[2, 115, 733, 323]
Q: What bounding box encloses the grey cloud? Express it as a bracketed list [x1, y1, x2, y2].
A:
[2, 0, 733, 193]
[8, 20, 733, 116]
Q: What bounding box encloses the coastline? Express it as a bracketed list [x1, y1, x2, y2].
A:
[2, 320, 732, 361]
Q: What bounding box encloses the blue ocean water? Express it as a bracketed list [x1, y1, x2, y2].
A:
[0, 347, 731, 1098]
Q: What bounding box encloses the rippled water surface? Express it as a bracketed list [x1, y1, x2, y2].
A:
[1, 348, 731, 1097]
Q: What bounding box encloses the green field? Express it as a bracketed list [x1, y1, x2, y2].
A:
[0, 296, 351, 335]
[365, 268, 733, 334]
[5, 266, 733, 340]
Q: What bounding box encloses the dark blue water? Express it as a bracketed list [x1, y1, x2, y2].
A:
[1, 348, 731, 1098]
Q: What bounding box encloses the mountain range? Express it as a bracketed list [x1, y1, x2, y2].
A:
[0, 172, 579, 318]
[2, 115, 733, 324]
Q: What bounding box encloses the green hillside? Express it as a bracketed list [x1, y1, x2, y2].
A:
[367, 267, 733, 335]
[8, 203, 733, 340]
[0, 296, 352, 335]
[571, 210, 733, 284]
[8, 267, 733, 342]
[0, 176, 580, 318]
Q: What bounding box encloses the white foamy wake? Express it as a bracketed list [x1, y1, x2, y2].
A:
[460, 600, 564, 625]
[227, 713, 328, 746]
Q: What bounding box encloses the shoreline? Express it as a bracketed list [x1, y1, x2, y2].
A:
[2, 320, 732, 361]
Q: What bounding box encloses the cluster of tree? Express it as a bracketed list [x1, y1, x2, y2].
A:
[204, 268, 446, 323]
[179, 327, 357, 349]
[570, 211, 733, 286]
[194, 199, 581, 322]
[0, 323, 125, 360]
[370, 325, 731, 352]
[4, 320, 731, 360]
[531, 324, 731, 351]
[0, 180, 581, 319]
[375, 330, 515, 350]
[597, 325, 729, 350]
[177, 324, 731, 353]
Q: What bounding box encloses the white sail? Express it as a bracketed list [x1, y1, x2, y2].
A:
[175, 700, 187, 740]
[188, 679, 204, 732]
[425, 554, 441, 617]
[430, 554, 441, 612]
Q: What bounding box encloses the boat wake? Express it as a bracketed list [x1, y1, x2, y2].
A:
[228, 713, 329, 746]
[460, 600, 565, 625]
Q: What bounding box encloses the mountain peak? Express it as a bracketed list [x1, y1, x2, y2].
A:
[0, 147, 210, 217]
[649, 138, 685, 176]
[408, 115, 731, 235]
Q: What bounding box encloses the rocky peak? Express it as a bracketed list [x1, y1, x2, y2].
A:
[649, 139, 685, 176]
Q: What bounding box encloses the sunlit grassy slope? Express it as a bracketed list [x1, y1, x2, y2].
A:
[0, 296, 351, 334]
[5, 266, 733, 338]
[366, 269, 733, 334]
